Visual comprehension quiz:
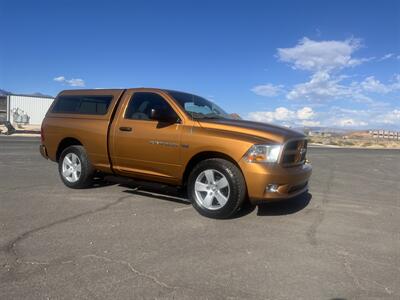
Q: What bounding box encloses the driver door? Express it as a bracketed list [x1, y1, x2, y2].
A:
[110, 91, 183, 183]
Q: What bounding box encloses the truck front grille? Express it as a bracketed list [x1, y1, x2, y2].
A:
[280, 139, 308, 166]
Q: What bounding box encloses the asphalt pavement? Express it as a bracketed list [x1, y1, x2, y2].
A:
[0, 136, 399, 299]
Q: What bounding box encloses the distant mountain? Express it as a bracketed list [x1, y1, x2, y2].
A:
[0, 89, 53, 98]
[303, 126, 351, 134]
[30, 92, 53, 98]
[0, 89, 11, 96]
[291, 126, 352, 135]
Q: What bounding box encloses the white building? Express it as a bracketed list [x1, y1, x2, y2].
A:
[369, 129, 400, 140]
[2, 94, 55, 126]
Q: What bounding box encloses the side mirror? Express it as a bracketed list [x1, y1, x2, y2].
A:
[150, 108, 178, 123]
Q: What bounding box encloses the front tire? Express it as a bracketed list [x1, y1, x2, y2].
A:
[58, 145, 94, 189]
[188, 158, 246, 219]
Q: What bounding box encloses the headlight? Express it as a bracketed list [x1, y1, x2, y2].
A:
[244, 144, 282, 163]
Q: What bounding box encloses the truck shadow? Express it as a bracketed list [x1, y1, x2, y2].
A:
[232, 192, 311, 218]
[110, 177, 191, 206]
[123, 187, 191, 206]
[256, 192, 312, 216]
[100, 175, 312, 217]
[90, 176, 118, 188]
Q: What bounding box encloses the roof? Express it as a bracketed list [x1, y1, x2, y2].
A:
[59, 88, 195, 94]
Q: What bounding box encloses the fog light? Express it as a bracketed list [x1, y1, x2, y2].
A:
[266, 184, 279, 193]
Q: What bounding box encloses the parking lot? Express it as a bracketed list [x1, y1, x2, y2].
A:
[0, 136, 399, 299]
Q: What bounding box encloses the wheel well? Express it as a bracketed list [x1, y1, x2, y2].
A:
[182, 151, 241, 187]
[56, 138, 82, 162]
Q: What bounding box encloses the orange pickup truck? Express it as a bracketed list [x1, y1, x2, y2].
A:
[40, 88, 312, 218]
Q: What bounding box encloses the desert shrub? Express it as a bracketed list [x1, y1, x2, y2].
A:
[362, 142, 373, 147]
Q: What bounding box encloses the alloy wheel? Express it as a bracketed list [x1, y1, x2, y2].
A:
[62, 153, 82, 183]
[194, 169, 230, 210]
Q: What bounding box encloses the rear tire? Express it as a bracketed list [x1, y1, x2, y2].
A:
[188, 158, 246, 219]
[58, 145, 94, 189]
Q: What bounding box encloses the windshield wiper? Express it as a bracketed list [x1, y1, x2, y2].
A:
[189, 112, 226, 120]
[194, 113, 224, 119]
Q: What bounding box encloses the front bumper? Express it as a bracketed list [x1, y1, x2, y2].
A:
[239, 160, 312, 204]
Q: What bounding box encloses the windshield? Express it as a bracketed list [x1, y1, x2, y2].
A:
[167, 91, 231, 120]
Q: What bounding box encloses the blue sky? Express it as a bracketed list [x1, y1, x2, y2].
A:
[1, 0, 399, 129]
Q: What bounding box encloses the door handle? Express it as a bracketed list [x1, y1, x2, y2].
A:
[119, 126, 132, 132]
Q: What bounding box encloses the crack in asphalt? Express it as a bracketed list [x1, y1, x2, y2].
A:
[0, 191, 180, 294]
[305, 208, 325, 246]
[306, 161, 335, 246]
[0, 194, 134, 269]
[0, 190, 178, 294]
[81, 254, 176, 290]
[336, 249, 394, 296]
[340, 251, 366, 293]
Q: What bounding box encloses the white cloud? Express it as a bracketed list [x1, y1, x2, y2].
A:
[287, 71, 351, 101]
[379, 109, 400, 124]
[277, 37, 367, 72]
[274, 37, 400, 104]
[321, 107, 370, 128]
[391, 74, 400, 90]
[271, 107, 294, 121]
[67, 78, 85, 87]
[248, 106, 317, 126]
[334, 118, 368, 127]
[53, 76, 85, 87]
[286, 72, 400, 103]
[251, 83, 284, 97]
[250, 37, 400, 129]
[248, 107, 293, 123]
[301, 120, 321, 127]
[378, 53, 394, 61]
[275, 37, 386, 104]
[361, 76, 391, 93]
[248, 105, 400, 129]
[297, 107, 315, 120]
[360, 75, 400, 94]
[251, 37, 398, 107]
[323, 107, 400, 129]
[54, 76, 65, 82]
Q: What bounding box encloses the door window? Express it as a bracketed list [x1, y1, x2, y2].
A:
[125, 92, 177, 120]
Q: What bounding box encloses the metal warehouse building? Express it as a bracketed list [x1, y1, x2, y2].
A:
[0, 94, 54, 126]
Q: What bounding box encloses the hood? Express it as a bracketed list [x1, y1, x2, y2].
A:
[197, 118, 306, 144]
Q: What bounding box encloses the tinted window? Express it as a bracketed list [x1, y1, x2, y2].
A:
[125, 92, 177, 120]
[52, 95, 113, 115]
